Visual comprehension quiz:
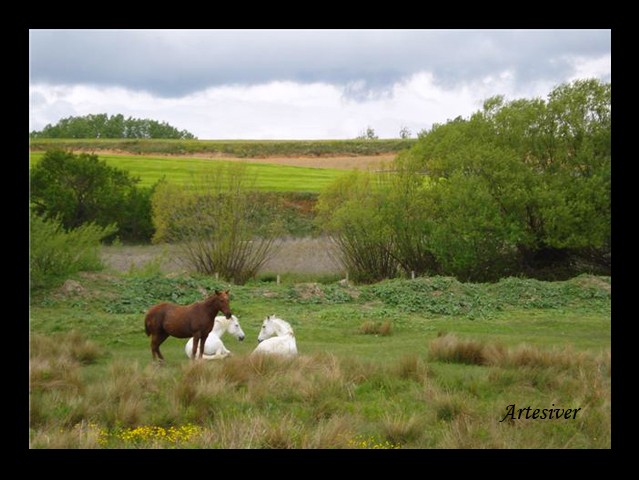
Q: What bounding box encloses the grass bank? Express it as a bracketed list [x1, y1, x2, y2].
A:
[29, 272, 611, 448]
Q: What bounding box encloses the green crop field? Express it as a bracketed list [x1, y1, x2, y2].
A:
[29, 152, 349, 193]
[29, 272, 611, 449]
[29, 137, 417, 157]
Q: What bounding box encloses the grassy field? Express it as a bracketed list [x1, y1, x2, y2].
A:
[29, 271, 611, 449]
[29, 152, 350, 193]
[29, 138, 417, 157]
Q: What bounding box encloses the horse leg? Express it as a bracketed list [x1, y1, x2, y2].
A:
[151, 331, 169, 362]
[191, 334, 201, 360]
[199, 333, 209, 359]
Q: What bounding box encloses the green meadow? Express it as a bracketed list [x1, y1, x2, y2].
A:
[29, 152, 347, 193]
[29, 272, 611, 449]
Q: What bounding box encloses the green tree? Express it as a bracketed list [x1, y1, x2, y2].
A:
[399, 126, 412, 139]
[399, 78, 611, 278]
[30, 113, 196, 139]
[357, 126, 379, 140]
[30, 150, 156, 242]
[319, 79, 611, 281]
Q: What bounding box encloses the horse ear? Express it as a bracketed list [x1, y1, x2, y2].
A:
[214, 289, 221, 295]
[225, 289, 230, 294]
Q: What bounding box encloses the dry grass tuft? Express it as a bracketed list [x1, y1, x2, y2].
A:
[30, 332, 103, 396]
[429, 334, 592, 370]
[395, 354, 429, 383]
[358, 320, 392, 336]
[429, 334, 492, 365]
[381, 413, 425, 445]
[30, 331, 103, 365]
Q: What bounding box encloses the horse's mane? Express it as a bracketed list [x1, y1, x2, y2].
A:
[269, 316, 294, 335]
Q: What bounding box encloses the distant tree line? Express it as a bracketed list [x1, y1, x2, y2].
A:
[30, 113, 196, 139]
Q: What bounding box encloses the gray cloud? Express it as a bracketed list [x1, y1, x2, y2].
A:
[30, 29, 610, 98]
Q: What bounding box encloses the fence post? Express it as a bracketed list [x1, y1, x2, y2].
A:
[411, 271, 415, 280]
[277, 274, 281, 285]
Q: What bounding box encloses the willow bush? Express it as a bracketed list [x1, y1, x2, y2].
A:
[151, 164, 282, 284]
[317, 79, 610, 282]
[30, 212, 116, 289]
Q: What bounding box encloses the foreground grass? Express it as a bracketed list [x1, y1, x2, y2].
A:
[29, 152, 348, 192]
[29, 273, 611, 448]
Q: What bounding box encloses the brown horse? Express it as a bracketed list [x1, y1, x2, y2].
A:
[144, 290, 232, 361]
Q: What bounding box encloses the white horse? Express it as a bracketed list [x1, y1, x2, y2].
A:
[252, 315, 298, 357]
[185, 315, 245, 359]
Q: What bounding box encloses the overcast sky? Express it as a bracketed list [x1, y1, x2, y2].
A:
[29, 29, 611, 139]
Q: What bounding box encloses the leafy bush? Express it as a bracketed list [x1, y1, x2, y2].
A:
[318, 79, 611, 282]
[315, 171, 398, 283]
[30, 213, 116, 289]
[30, 149, 156, 242]
[361, 275, 610, 318]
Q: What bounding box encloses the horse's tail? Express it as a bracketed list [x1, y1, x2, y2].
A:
[144, 307, 160, 336]
[144, 312, 152, 336]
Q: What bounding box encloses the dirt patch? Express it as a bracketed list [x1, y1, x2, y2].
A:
[293, 283, 325, 300]
[101, 237, 342, 276]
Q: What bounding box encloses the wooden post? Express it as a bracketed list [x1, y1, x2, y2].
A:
[411, 271, 415, 280]
[215, 272, 219, 281]
[277, 274, 281, 285]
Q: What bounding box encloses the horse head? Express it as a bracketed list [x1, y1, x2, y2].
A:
[211, 289, 232, 319]
[258, 314, 289, 343]
[227, 315, 245, 341]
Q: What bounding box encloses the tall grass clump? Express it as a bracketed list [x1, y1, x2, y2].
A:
[358, 320, 393, 336]
[30, 212, 116, 289]
[428, 333, 496, 365]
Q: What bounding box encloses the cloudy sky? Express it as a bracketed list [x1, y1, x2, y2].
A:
[29, 29, 611, 139]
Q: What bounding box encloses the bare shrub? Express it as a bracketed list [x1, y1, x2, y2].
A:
[152, 163, 282, 284]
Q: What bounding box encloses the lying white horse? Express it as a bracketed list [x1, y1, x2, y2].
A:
[252, 315, 297, 357]
[185, 315, 245, 359]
